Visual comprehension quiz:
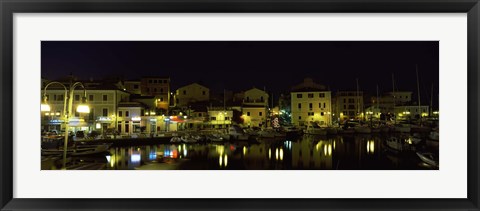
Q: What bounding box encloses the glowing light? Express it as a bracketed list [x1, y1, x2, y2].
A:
[105, 155, 111, 162]
[243, 146, 247, 155]
[323, 145, 327, 156]
[41, 104, 51, 112]
[275, 148, 279, 160]
[151, 112, 156, 115]
[328, 144, 332, 156]
[219, 155, 223, 167]
[45, 113, 50, 116]
[279, 148, 284, 161]
[95, 123, 101, 129]
[269, 149, 271, 159]
[224, 154, 228, 167]
[370, 141, 375, 153]
[76, 104, 90, 113]
[131, 154, 141, 163]
[132, 116, 141, 121]
[184, 116, 187, 119]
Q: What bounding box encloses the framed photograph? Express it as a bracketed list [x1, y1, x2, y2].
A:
[1, 0, 479, 210]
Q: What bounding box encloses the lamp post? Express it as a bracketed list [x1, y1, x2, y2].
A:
[41, 81, 90, 170]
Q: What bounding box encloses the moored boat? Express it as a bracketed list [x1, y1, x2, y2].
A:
[416, 152, 439, 167]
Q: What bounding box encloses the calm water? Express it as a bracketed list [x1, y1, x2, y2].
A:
[91, 134, 438, 170]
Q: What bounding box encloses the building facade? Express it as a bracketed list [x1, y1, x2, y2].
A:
[174, 83, 210, 107]
[140, 77, 170, 111]
[290, 90, 332, 127]
[335, 91, 364, 121]
[241, 88, 269, 127]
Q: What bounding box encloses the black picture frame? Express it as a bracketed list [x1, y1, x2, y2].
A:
[1, 0, 479, 210]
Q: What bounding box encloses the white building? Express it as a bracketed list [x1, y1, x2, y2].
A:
[241, 88, 269, 128]
[291, 89, 332, 127]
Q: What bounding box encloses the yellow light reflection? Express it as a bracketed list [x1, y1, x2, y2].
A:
[219, 155, 223, 167]
[323, 145, 327, 156]
[269, 149, 271, 159]
[243, 146, 247, 156]
[328, 144, 332, 156]
[370, 141, 375, 153]
[279, 148, 284, 161]
[275, 148, 279, 160]
[224, 154, 228, 167]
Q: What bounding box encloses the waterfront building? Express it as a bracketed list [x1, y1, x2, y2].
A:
[241, 87, 269, 127]
[378, 91, 413, 113]
[335, 91, 364, 121]
[124, 80, 141, 95]
[208, 107, 233, 129]
[174, 82, 210, 107]
[394, 105, 429, 120]
[41, 83, 130, 135]
[140, 77, 170, 111]
[290, 78, 332, 127]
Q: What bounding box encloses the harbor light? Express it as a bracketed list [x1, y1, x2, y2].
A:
[41, 95, 51, 112]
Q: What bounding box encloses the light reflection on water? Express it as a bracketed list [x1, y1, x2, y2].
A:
[103, 134, 438, 170]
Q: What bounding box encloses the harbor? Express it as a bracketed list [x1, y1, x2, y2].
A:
[41, 126, 439, 170]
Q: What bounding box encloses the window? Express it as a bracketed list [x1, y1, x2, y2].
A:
[146, 88, 150, 92]
[89, 94, 94, 101]
[309, 103, 312, 110]
[343, 99, 346, 103]
[343, 105, 347, 109]
[308, 93, 314, 98]
[154, 88, 157, 92]
[133, 84, 139, 89]
[298, 116, 302, 120]
[308, 112, 314, 116]
[58, 95, 64, 101]
[247, 112, 251, 116]
[296, 94, 302, 98]
[154, 80, 157, 84]
[319, 93, 325, 98]
[149, 80, 152, 83]
[202, 91, 206, 95]
[160, 97, 163, 102]
[211, 117, 216, 120]
[75, 95, 80, 101]
[260, 96, 264, 101]
[321, 112, 324, 116]
[119, 111, 123, 117]
[102, 108, 108, 116]
[125, 121, 129, 133]
[259, 112, 263, 116]
[141, 110, 144, 116]
[117, 121, 122, 133]
[103, 95, 108, 101]
[126, 111, 129, 117]
[160, 88, 163, 93]
[53, 95, 57, 101]
[298, 103, 301, 109]
[199, 113, 202, 117]
[225, 117, 230, 120]
[348, 105, 355, 109]
[323, 103, 326, 108]
[183, 90, 186, 95]
[348, 99, 354, 103]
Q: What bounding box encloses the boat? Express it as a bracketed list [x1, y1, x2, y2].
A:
[406, 134, 422, 145]
[206, 134, 225, 142]
[354, 126, 371, 134]
[416, 152, 439, 167]
[338, 127, 355, 134]
[326, 127, 338, 135]
[304, 123, 327, 135]
[170, 136, 182, 143]
[41, 143, 111, 157]
[384, 137, 408, 151]
[228, 125, 250, 140]
[429, 130, 439, 141]
[394, 124, 411, 133]
[283, 125, 303, 136]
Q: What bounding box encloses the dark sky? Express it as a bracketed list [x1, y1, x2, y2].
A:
[42, 41, 438, 104]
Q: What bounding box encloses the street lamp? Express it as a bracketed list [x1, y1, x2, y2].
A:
[41, 81, 90, 170]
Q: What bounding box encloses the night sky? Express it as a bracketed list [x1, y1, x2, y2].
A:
[41, 41, 439, 104]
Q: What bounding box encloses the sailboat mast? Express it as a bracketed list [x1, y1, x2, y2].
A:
[392, 73, 396, 124]
[356, 78, 360, 120]
[376, 84, 379, 119]
[416, 64, 421, 122]
[430, 83, 433, 116]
